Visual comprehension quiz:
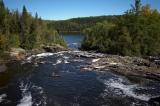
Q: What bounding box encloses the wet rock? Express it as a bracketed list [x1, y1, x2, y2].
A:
[133, 58, 151, 67]
[71, 51, 105, 58]
[0, 64, 7, 73]
[147, 56, 160, 67]
[80, 52, 160, 81]
[27, 48, 46, 56]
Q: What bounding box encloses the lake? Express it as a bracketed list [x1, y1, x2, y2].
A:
[0, 34, 160, 106]
[62, 34, 84, 49]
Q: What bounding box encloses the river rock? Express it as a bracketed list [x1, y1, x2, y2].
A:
[132, 57, 151, 67]
[9, 48, 26, 60]
[79, 52, 160, 81]
[42, 44, 67, 52]
[0, 64, 7, 73]
[27, 48, 46, 56]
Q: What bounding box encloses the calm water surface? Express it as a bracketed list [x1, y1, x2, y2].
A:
[62, 34, 84, 49]
[0, 34, 160, 106]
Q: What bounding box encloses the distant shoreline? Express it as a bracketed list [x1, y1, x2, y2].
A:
[59, 31, 82, 35]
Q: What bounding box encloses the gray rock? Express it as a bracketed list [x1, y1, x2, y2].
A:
[0, 64, 7, 73]
[80, 52, 160, 81]
[9, 48, 26, 60]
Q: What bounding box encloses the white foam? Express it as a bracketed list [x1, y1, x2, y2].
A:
[17, 92, 32, 106]
[17, 82, 32, 106]
[63, 56, 69, 59]
[36, 53, 53, 57]
[72, 59, 84, 62]
[72, 43, 78, 45]
[103, 78, 151, 101]
[92, 58, 100, 63]
[82, 67, 92, 71]
[0, 94, 7, 103]
[52, 59, 63, 65]
[25, 51, 68, 64]
[59, 53, 64, 56]
[94, 66, 105, 69]
[56, 59, 62, 64]
[64, 60, 70, 64]
[18, 81, 47, 106]
[109, 62, 119, 65]
[26, 55, 36, 62]
[31, 85, 46, 105]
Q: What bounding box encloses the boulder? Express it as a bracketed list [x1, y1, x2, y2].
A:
[0, 64, 7, 73]
[133, 57, 151, 67]
[9, 48, 26, 60]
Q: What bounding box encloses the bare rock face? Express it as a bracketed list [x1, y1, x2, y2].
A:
[9, 48, 26, 60]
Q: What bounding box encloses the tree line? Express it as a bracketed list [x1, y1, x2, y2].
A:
[46, 15, 119, 33]
[82, 0, 160, 56]
[0, 0, 65, 54]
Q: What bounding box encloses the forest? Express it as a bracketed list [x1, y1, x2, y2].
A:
[0, 0, 65, 54]
[81, 0, 160, 56]
[1, 0, 160, 57]
[46, 15, 119, 33]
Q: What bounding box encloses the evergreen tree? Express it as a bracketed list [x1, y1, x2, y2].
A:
[20, 6, 32, 49]
[82, 0, 160, 56]
[135, 0, 141, 15]
[0, 0, 6, 33]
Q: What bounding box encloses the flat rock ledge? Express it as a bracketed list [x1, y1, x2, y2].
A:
[81, 53, 160, 81]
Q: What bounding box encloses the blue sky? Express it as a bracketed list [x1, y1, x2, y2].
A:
[3, 0, 160, 20]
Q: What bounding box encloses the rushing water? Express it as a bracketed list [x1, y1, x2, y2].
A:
[0, 34, 160, 106]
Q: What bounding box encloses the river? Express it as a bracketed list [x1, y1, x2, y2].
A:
[0, 34, 160, 106]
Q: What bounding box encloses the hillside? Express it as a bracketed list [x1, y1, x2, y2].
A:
[46, 15, 120, 33]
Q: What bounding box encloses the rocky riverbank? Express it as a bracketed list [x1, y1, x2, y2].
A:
[2, 44, 68, 61]
[75, 51, 160, 81]
[0, 44, 68, 73]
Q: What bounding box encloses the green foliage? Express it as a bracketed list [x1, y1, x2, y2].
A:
[46, 16, 119, 33]
[81, 21, 115, 52]
[0, 0, 66, 53]
[0, 34, 8, 51]
[8, 34, 20, 48]
[82, 0, 160, 56]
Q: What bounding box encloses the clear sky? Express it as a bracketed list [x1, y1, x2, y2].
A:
[3, 0, 160, 20]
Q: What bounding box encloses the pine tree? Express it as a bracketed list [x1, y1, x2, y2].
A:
[0, 0, 4, 9]
[20, 5, 32, 49]
[135, 0, 141, 15]
[0, 0, 6, 33]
